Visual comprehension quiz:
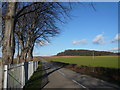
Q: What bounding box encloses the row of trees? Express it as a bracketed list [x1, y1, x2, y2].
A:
[1, 2, 71, 64]
[57, 49, 118, 56]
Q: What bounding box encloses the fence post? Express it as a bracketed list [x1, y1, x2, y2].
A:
[35, 61, 37, 71]
[32, 61, 33, 74]
[34, 61, 35, 71]
[28, 62, 30, 79]
[36, 61, 38, 68]
[37, 61, 38, 69]
[21, 62, 24, 88]
[3, 65, 8, 88]
[35, 61, 36, 71]
[33, 62, 34, 72]
[37, 61, 38, 68]
[31, 62, 32, 76]
[0, 65, 2, 90]
[35, 61, 37, 70]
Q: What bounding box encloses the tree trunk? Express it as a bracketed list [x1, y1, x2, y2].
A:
[17, 41, 20, 63]
[24, 36, 31, 62]
[2, 2, 16, 65]
[28, 44, 34, 61]
[20, 39, 29, 62]
[19, 39, 24, 63]
[19, 41, 28, 62]
[23, 49, 28, 62]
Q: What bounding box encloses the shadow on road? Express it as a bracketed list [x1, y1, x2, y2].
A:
[40, 64, 69, 89]
[41, 65, 64, 79]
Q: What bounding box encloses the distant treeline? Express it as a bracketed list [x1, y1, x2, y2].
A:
[56, 49, 119, 56]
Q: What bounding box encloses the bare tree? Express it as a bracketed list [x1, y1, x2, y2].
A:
[2, 2, 70, 64]
[0, 4, 1, 31]
[2, 2, 17, 64]
[14, 2, 69, 62]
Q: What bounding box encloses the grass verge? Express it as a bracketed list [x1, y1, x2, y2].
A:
[23, 61, 42, 89]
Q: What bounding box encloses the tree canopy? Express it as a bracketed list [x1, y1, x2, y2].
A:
[2, 2, 71, 64]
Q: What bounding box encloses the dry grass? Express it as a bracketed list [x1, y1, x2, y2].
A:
[0, 56, 43, 65]
[33, 56, 43, 61]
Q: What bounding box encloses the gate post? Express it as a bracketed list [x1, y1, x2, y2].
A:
[3, 65, 8, 88]
[21, 62, 24, 88]
[0, 64, 2, 90]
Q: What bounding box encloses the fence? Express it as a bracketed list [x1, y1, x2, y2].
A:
[0, 64, 2, 90]
[3, 61, 38, 88]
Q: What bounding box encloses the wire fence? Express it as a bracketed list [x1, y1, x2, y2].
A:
[3, 61, 38, 88]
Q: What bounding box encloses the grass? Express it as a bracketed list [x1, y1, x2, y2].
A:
[23, 61, 42, 89]
[45, 56, 120, 68]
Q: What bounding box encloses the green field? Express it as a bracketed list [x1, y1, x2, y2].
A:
[46, 56, 120, 68]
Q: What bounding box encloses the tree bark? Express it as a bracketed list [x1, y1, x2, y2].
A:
[28, 43, 34, 61]
[19, 37, 29, 62]
[19, 39, 24, 63]
[2, 2, 16, 65]
[17, 40, 20, 63]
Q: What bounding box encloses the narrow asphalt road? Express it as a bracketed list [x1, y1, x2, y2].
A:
[41, 60, 120, 89]
[42, 60, 82, 88]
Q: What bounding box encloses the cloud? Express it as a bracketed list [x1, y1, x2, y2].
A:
[107, 48, 120, 52]
[33, 51, 40, 55]
[93, 34, 105, 45]
[72, 39, 87, 45]
[111, 34, 120, 43]
[39, 41, 49, 46]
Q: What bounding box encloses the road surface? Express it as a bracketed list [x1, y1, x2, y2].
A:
[41, 60, 120, 89]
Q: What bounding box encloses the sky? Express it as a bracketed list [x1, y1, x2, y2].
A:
[0, 2, 119, 57]
[2, 0, 120, 2]
[33, 2, 119, 56]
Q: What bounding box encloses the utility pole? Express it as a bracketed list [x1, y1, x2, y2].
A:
[92, 50, 95, 72]
[93, 50, 94, 60]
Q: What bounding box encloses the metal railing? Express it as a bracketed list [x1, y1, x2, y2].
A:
[3, 61, 38, 88]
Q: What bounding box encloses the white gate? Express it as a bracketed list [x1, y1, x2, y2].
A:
[3, 61, 38, 88]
